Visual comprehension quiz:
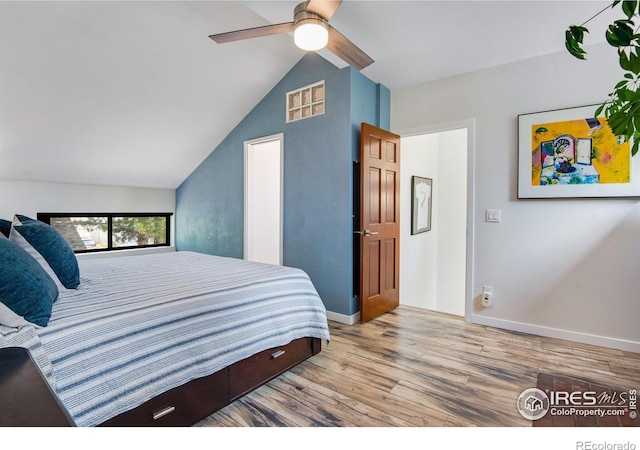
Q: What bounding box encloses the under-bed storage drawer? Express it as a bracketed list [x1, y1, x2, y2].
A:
[229, 337, 315, 400]
[100, 368, 228, 427]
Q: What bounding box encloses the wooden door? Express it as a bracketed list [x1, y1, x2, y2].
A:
[358, 123, 401, 322]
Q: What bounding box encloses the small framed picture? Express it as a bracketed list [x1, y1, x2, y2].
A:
[411, 176, 432, 235]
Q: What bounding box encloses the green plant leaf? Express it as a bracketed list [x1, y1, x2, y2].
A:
[570, 25, 588, 41]
[608, 110, 631, 135]
[619, 56, 640, 80]
[618, 18, 634, 30]
[615, 79, 629, 88]
[595, 104, 605, 116]
[618, 87, 630, 101]
[607, 29, 621, 46]
[566, 44, 587, 59]
[619, 51, 633, 72]
[622, 0, 637, 18]
[565, 30, 587, 59]
[608, 20, 634, 47]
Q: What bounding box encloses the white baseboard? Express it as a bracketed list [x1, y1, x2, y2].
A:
[472, 314, 640, 353]
[326, 310, 360, 325]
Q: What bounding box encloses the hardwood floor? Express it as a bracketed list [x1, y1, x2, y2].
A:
[195, 306, 640, 427]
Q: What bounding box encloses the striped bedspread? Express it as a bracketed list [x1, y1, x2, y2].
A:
[35, 251, 330, 427]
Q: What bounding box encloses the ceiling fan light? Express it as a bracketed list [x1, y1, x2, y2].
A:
[294, 19, 329, 51]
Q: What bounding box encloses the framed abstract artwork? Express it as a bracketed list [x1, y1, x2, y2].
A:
[411, 176, 432, 234]
[517, 104, 640, 198]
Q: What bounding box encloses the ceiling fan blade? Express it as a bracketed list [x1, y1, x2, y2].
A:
[209, 22, 294, 44]
[326, 25, 374, 71]
[305, 0, 343, 20]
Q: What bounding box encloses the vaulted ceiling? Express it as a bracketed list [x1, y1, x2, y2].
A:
[0, 1, 617, 189]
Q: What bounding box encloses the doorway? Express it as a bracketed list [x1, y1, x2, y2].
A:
[399, 121, 474, 319]
[244, 134, 283, 265]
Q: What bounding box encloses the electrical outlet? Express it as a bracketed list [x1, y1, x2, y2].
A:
[482, 285, 493, 307]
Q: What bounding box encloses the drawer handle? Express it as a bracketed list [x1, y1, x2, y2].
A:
[152, 406, 176, 420]
[271, 350, 286, 359]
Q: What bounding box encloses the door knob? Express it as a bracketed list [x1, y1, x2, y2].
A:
[354, 229, 379, 237]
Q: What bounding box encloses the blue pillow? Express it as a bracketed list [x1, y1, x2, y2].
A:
[10, 215, 80, 289]
[15, 214, 35, 223]
[0, 238, 59, 327]
[0, 218, 11, 238]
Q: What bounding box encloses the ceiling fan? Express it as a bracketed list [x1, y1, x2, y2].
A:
[209, 1, 374, 71]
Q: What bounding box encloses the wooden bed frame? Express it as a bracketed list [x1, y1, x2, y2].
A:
[99, 337, 322, 426]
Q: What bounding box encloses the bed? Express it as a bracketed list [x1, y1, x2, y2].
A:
[0, 217, 330, 427]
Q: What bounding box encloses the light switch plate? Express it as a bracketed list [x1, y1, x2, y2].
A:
[485, 209, 501, 223]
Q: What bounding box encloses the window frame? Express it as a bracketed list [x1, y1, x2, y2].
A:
[37, 212, 173, 254]
[286, 80, 325, 123]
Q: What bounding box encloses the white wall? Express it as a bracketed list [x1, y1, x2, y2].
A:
[392, 43, 640, 352]
[0, 180, 176, 246]
[400, 133, 439, 311]
[400, 130, 467, 317]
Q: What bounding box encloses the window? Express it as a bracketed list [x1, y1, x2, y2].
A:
[286, 80, 325, 122]
[37, 213, 172, 253]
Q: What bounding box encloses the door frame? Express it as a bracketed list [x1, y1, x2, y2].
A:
[396, 119, 476, 323]
[243, 133, 284, 265]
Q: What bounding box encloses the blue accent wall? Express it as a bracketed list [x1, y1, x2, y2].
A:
[176, 53, 390, 318]
[350, 69, 391, 162]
